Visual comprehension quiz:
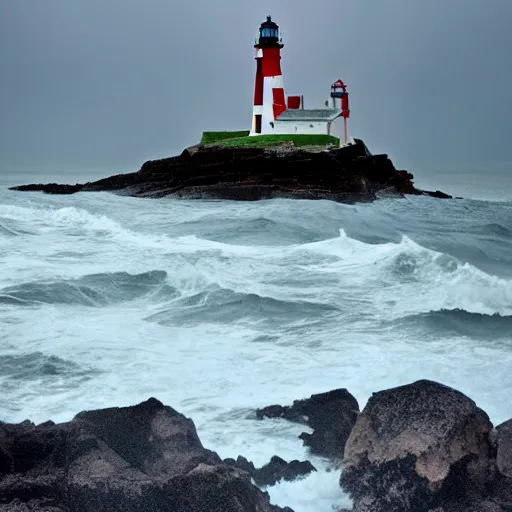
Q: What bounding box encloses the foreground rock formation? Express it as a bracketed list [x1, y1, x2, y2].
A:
[0, 398, 291, 512]
[10, 140, 452, 203]
[340, 380, 512, 512]
[2, 380, 510, 512]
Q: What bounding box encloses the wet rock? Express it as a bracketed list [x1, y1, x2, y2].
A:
[9, 140, 451, 203]
[256, 404, 308, 425]
[423, 189, 452, 199]
[495, 418, 512, 478]
[340, 380, 494, 512]
[0, 398, 289, 512]
[257, 456, 315, 486]
[256, 388, 359, 459]
[224, 455, 316, 486]
[12, 183, 82, 194]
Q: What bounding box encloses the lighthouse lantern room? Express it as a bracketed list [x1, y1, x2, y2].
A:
[250, 16, 354, 147]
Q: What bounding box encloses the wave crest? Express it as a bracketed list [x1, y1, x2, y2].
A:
[397, 308, 512, 339]
[331, 230, 512, 317]
[0, 270, 171, 307]
[144, 286, 339, 327]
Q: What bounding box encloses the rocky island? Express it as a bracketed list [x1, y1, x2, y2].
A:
[10, 135, 451, 203]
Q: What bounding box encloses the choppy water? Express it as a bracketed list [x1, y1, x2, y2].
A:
[1, 176, 512, 511]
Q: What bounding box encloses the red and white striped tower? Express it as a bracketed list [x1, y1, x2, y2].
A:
[251, 16, 286, 135]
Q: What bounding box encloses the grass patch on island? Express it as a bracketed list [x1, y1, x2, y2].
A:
[221, 134, 340, 148]
[201, 131, 250, 144]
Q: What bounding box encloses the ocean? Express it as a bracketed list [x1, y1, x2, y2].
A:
[1, 168, 512, 511]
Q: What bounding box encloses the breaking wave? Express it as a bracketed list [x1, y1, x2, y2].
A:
[144, 286, 340, 327]
[396, 309, 512, 340]
[0, 352, 96, 381]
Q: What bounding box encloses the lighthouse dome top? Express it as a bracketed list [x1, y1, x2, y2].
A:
[261, 15, 279, 30]
[255, 15, 283, 48]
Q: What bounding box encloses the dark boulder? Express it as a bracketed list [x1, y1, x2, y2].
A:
[256, 388, 359, 459]
[224, 455, 316, 487]
[340, 380, 495, 512]
[0, 398, 289, 512]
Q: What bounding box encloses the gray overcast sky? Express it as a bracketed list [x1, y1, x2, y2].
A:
[1, 0, 511, 175]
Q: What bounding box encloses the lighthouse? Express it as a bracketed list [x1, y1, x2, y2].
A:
[250, 16, 354, 146]
[330, 79, 351, 146]
[251, 16, 286, 135]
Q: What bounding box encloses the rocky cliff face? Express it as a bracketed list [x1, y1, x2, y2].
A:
[10, 140, 451, 203]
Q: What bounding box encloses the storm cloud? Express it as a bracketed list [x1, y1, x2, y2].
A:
[1, 0, 511, 176]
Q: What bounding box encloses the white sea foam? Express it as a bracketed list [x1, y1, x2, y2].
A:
[268, 468, 351, 512]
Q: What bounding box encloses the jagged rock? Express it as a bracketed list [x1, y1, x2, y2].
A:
[10, 183, 82, 195]
[224, 455, 256, 475]
[0, 398, 289, 512]
[224, 455, 316, 487]
[9, 140, 452, 203]
[340, 380, 495, 512]
[256, 388, 359, 459]
[423, 189, 452, 199]
[495, 418, 512, 478]
[257, 456, 315, 486]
